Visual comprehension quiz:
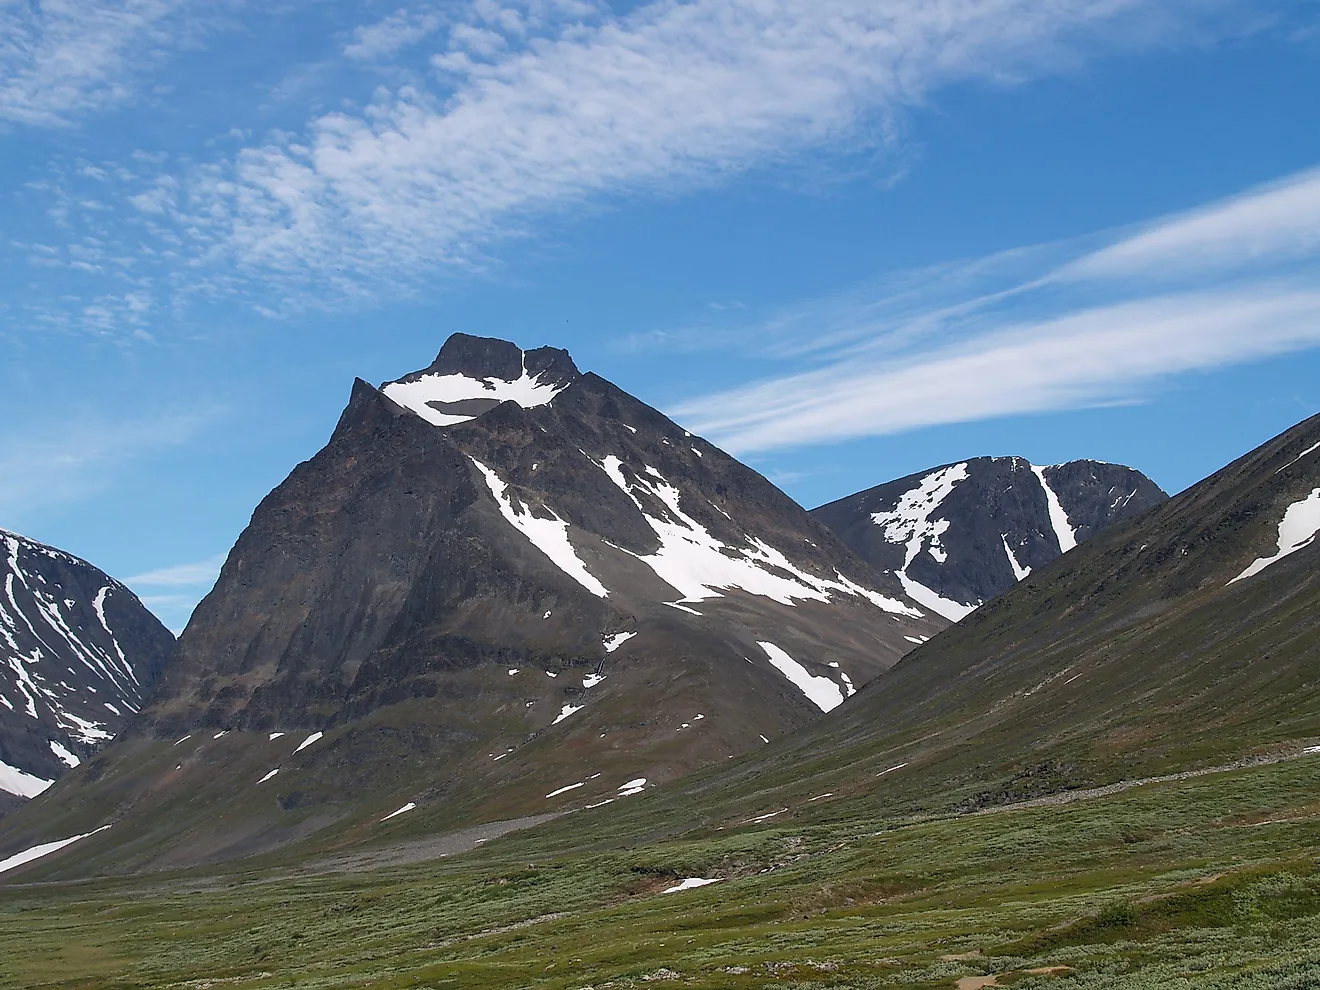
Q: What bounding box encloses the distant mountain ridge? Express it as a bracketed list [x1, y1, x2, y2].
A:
[0, 334, 941, 874]
[0, 529, 175, 814]
[812, 456, 1168, 620]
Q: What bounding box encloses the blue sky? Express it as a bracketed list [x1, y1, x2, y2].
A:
[2, 0, 1319, 631]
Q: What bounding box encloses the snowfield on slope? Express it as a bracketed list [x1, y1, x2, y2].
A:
[758, 641, 853, 713]
[383, 366, 567, 427]
[592, 455, 920, 615]
[470, 458, 609, 598]
[870, 464, 977, 622]
[1230, 487, 1320, 584]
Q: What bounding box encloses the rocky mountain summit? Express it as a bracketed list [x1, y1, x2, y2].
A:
[812, 456, 1167, 620]
[0, 529, 174, 815]
[0, 334, 940, 873]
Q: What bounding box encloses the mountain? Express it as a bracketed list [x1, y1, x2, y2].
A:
[556, 411, 1320, 837]
[0, 334, 940, 875]
[0, 529, 175, 814]
[811, 456, 1168, 620]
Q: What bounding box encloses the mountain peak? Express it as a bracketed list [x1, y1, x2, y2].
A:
[381, 334, 581, 428]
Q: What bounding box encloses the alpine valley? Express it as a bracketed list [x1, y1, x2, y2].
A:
[0, 334, 949, 873]
[3, 337, 1319, 990]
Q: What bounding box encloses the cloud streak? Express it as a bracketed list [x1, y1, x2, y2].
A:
[0, 0, 225, 127]
[1059, 166, 1320, 281]
[124, 554, 226, 588]
[137, 0, 1235, 300]
[673, 166, 1320, 453]
[0, 408, 217, 522]
[680, 286, 1320, 452]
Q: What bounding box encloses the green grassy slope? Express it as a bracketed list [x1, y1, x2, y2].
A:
[4, 755, 1320, 989]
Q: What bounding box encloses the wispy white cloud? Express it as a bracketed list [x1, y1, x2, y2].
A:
[125, 0, 1244, 304]
[125, 554, 225, 587]
[680, 286, 1320, 452]
[0, 0, 230, 127]
[1059, 167, 1320, 281]
[672, 165, 1320, 453]
[0, 408, 219, 520]
[343, 7, 447, 61]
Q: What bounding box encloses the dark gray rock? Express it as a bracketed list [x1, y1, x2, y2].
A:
[811, 456, 1167, 619]
[8, 335, 942, 874]
[0, 530, 174, 810]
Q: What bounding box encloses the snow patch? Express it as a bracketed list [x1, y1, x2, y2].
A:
[257, 768, 279, 783]
[1278, 440, 1320, 473]
[552, 703, 584, 725]
[603, 631, 636, 653]
[1002, 535, 1032, 580]
[470, 457, 609, 598]
[381, 802, 416, 821]
[594, 457, 918, 615]
[870, 464, 977, 621]
[1032, 465, 1078, 553]
[49, 740, 80, 768]
[0, 759, 53, 799]
[382, 364, 566, 427]
[294, 731, 323, 753]
[268, 732, 284, 741]
[758, 642, 847, 713]
[0, 825, 111, 875]
[582, 673, 605, 688]
[546, 780, 586, 798]
[1230, 488, 1320, 584]
[618, 777, 647, 796]
[662, 877, 722, 894]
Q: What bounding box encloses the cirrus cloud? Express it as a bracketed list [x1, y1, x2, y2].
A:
[134, 0, 1246, 302]
[671, 165, 1320, 453]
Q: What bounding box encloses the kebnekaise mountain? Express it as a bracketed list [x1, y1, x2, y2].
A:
[812, 456, 1167, 620]
[0, 334, 941, 874]
[0, 529, 174, 817]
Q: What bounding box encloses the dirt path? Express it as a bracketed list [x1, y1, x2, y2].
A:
[977, 746, 1320, 815]
[295, 812, 566, 874]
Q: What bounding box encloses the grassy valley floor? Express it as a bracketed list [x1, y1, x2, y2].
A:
[5, 755, 1320, 989]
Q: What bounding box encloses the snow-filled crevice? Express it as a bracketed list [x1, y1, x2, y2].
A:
[593, 456, 919, 616]
[470, 458, 609, 598]
[1002, 536, 1032, 581]
[870, 464, 978, 622]
[1031, 465, 1078, 553]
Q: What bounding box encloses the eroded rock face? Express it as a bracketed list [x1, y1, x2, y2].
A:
[11, 334, 940, 874]
[0, 529, 174, 809]
[812, 456, 1167, 620]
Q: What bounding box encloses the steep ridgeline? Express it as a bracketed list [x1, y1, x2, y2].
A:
[812, 456, 1167, 621]
[0, 335, 940, 876]
[0, 530, 174, 815]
